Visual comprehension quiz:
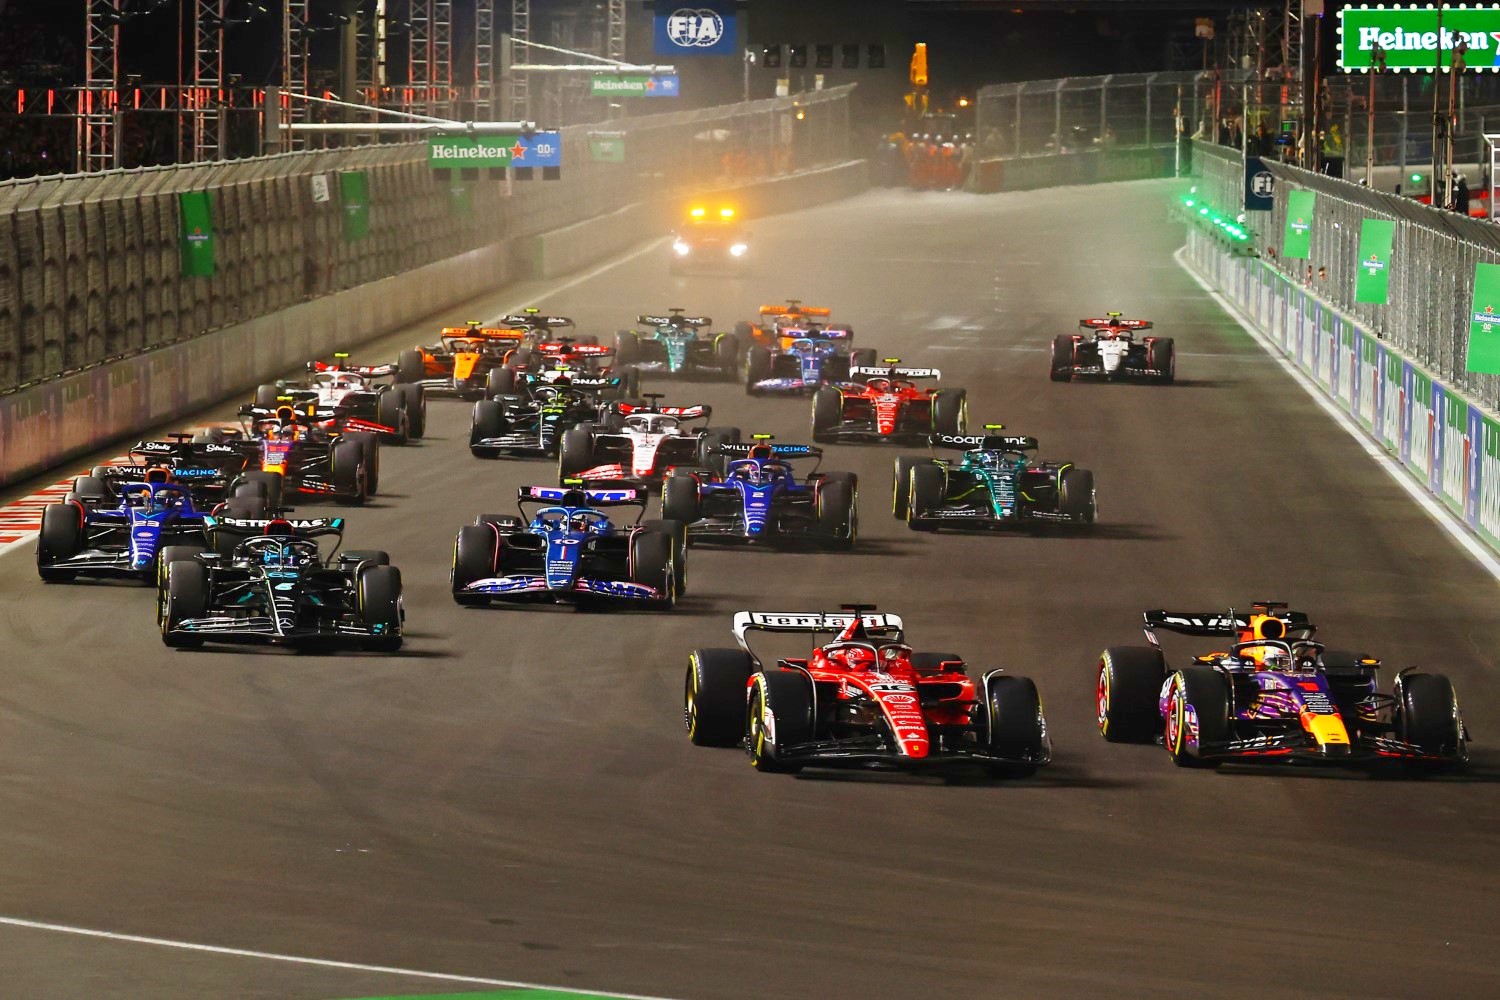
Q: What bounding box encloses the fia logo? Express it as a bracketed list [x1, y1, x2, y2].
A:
[1251, 171, 1274, 198]
[666, 8, 724, 47]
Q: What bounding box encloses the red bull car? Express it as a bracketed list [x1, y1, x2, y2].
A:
[1050, 313, 1175, 384]
[811, 359, 966, 444]
[684, 606, 1050, 777]
[1096, 602, 1469, 769]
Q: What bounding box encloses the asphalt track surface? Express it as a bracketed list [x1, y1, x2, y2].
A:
[1, 181, 1498, 999]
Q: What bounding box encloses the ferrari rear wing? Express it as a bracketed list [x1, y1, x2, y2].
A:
[518, 485, 649, 507]
[850, 366, 940, 379]
[1143, 608, 1311, 640]
[931, 433, 1037, 451]
[733, 611, 904, 651]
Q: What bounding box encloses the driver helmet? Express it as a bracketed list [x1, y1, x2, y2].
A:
[1259, 646, 1292, 671]
[826, 644, 876, 672]
[748, 444, 774, 461]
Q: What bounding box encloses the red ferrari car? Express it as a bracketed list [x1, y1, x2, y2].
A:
[684, 606, 1050, 777]
[811, 359, 965, 444]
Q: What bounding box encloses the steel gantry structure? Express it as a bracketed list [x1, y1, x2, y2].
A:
[83, 0, 123, 171]
[193, 0, 226, 162]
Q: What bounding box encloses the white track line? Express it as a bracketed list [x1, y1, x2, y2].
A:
[1175, 247, 1500, 584]
[0, 915, 675, 999]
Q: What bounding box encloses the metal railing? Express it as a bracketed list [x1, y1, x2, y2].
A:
[1189, 138, 1500, 411]
[0, 88, 853, 394]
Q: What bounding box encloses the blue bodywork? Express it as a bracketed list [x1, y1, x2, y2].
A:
[669, 443, 853, 547]
[747, 329, 855, 395]
[37, 481, 209, 581]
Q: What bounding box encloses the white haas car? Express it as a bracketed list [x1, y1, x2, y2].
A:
[251, 355, 427, 443]
[557, 394, 740, 487]
[1049, 313, 1175, 384]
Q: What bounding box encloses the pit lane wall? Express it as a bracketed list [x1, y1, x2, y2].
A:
[1182, 229, 1500, 552]
[970, 143, 1179, 193]
[0, 159, 867, 489]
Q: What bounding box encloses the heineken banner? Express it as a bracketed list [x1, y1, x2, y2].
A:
[178, 190, 215, 277]
[1339, 7, 1500, 72]
[1354, 218, 1395, 304]
[1282, 189, 1316, 259]
[340, 171, 370, 242]
[427, 134, 562, 170]
[1466, 262, 1500, 373]
[589, 132, 626, 163]
[589, 74, 679, 98]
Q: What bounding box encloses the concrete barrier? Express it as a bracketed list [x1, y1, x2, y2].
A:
[0, 162, 868, 488]
[971, 144, 1179, 193]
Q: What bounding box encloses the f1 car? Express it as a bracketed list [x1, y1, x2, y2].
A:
[450, 484, 683, 610]
[83, 435, 256, 508]
[1095, 603, 1469, 769]
[669, 205, 749, 274]
[1050, 313, 1175, 384]
[485, 336, 639, 399]
[733, 300, 832, 351]
[662, 437, 857, 549]
[811, 359, 965, 444]
[207, 402, 379, 506]
[36, 480, 260, 583]
[613, 310, 741, 381]
[684, 606, 1051, 777]
[557, 395, 740, 486]
[253, 355, 425, 443]
[158, 515, 403, 651]
[744, 320, 877, 396]
[470, 384, 614, 458]
[396, 313, 570, 399]
[893, 427, 1096, 531]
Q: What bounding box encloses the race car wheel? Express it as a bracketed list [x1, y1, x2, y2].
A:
[396, 383, 426, 438]
[816, 479, 857, 551]
[662, 475, 702, 528]
[161, 559, 208, 648]
[892, 456, 932, 518]
[486, 367, 516, 397]
[377, 392, 408, 446]
[154, 544, 207, 591]
[69, 475, 110, 502]
[254, 384, 282, 409]
[505, 347, 533, 372]
[37, 503, 84, 581]
[342, 550, 390, 571]
[1058, 467, 1096, 524]
[733, 320, 755, 345]
[745, 345, 772, 394]
[232, 470, 284, 510]
[331, 439, 368, 506]
[452, 525, 497, 606]
[1096, 646, 1166, 743]
[850, 348, 878, 370]
[629, 528, 676, 610]
[357, 565, 403, 652]
[1049, 335, 1075, 382]
[1165, 667, 1229, 768]
[613, 330, 640, 367]
[470, 400, 507, 456]
[89, 465, 115, 480]
[1147, 337, 1176, 385]
[747, 670, 813, 773]
[215, 495, 267, 522]
[346, 432, 380, 496]
[396, 349, 425, 385]
[558, 425, 596, 480]
[619, 368, 641, 399]
[697, 428, 740, 473]
[930, 389, 967, 436]
[985, 674, 1046, 778]
[715, 333, 741, 379]
[811, 387, 841, 443]
[685, 648, 755, 747]
[1396, 672, 1464, 761]
[911, 652, 965, 673]
[907, 464, 946, 532]
[644, 518, 689, 594]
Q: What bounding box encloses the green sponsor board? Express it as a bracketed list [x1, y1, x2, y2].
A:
[340, 170, 370, 242]
[1283, 189, 1315, 259]
[1339, 7, 1500, 72]
[590, 75, 651, 96]
[1466, 261, 1500, 373]
[1482, 413, 1500, 547]
[428, 137, 521, 169]
[1354, 218, 1395, 303]
[589, 134, 626, 163]
[178, 190, 215, 277]
[448, 179, 472, 216]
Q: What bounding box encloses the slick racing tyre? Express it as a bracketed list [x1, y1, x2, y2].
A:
[685, 648, 755, 747]
[733, 320, 755, 345]
[662, 475, 702, 529]
[254, 383, 282, 408]
[906, 464, 946, 532]
[697, 428, 740, 473]
[154, 544, 207, 592]
[850, 348, 878, 370]
[1397, 673, 1464, 762]
[643, 518, 689, 595]
[376, 392, 409, 445]
[396, 349, 425, 385]
[816, 478, 857, 551]
[1049, 335, 1075, 381]
[629, 528, 676, 610]
[891, 456, 933, 519]
[1147, 337, 1176, 385]
[1096, 646, 1165, 743]
[452, 525, 497, 606]
[330, 439, 368, 505]
[68, 475, 110, 503]
[747, 670, 814, 773]
[558, 424, 596, 480]
[1058, 467, 1096, 524]
[613, 330, 641, 368]
[470, 400, 507, 457]
[715, 333, 741, 379]
[930, 388, 967, 436]
[487, 367, 516, 397]
[745, 345, 772, 394]
[1164, 667, 1230, 768]
[37, 503, 84, 581]
[358, 564, 403, 652]
[231, 471, 283, 510]
[161, 559, 209, 648]
[811, 387, 841, 443]
[985, 674, 1047, 778]
[396, 382, 426, 438]
[345, 432, 380, 496]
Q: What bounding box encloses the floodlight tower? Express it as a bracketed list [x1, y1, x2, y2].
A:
[194, 1, 226, 162]
[83, 0, 123, 171]
[475, 0, 495, 119]
[283, 0, 310, 150]
[510, 0, 531, 121]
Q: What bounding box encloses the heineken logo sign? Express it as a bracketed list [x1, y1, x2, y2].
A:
[1340, 7, 1500, 72]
